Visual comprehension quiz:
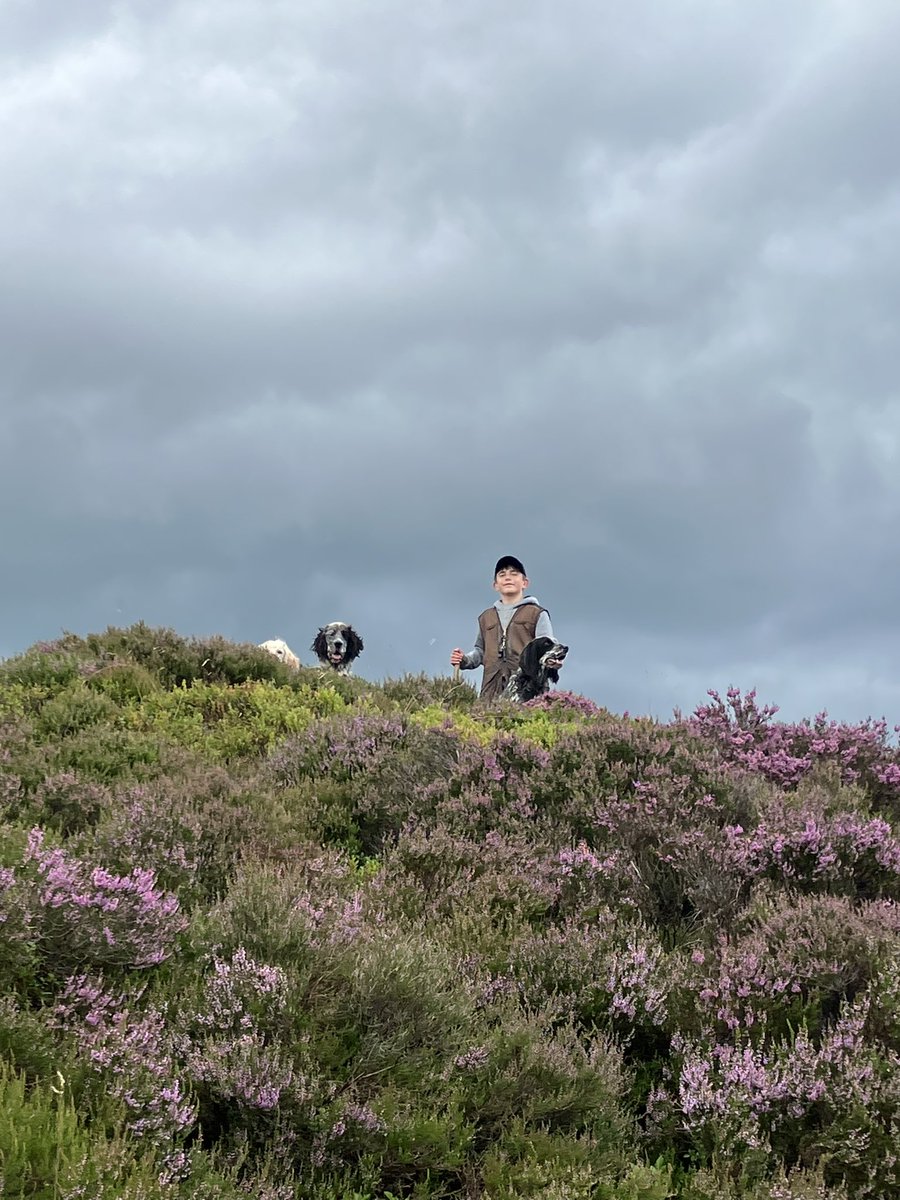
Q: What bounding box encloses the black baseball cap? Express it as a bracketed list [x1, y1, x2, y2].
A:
[494, 555, 526, 577]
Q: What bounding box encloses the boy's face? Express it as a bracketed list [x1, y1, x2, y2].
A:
[494, 567, 528, 599]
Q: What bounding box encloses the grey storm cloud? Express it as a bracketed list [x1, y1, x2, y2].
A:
[2, 0, 900, 726]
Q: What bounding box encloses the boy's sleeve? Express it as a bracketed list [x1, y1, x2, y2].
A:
[536, 610, 555, 641]
[460, 626, 484, 670]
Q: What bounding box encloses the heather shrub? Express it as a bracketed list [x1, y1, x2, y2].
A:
[431, 733, 553, 839]
[529, 717, 723, 836]
[198, 853, 363, 969]
[729, 789, 900, 899]
[174, 634, 303, 688]
[4, 770, 109, 836]
[267, 713, 418, 787]
[177, 952, 335, 1162]
[483, 914, 676, 1113]
[534, 753, 753, 932]
[1, 714, 163, 792]
[682, 891, 900, 1044]
[483, 1146, 672, 1200]
[339, 1088, 470, 1197]
[523, 689, 605, 717]
[687, 688, 900, 815]
[183, 947, 290, 1037]
[73, 623, 285, 688]
[500, 913, 674, 1040]
[480, 1129, 609, 1200]
[81, 780, 204, 902]
[867, 940, 900, 1050]
[83, 764, 276, 904]
[382, 822, 608, 926]
[84, 659, 164, 703]
[668, 1001, 900, 1196]
[267, 715, 460, 856]
[185, 1028, 315, 1149]
[320, 928, 475, 1084]
[0, 643, 86, 691]
[54, 973, 198, 1149]
[0, 717, 37, 790]
[19, 828, 187, 974]
[51, 723, 167, 783]
[0, 861, 37, 993]
[682, 1163, 848, 1199]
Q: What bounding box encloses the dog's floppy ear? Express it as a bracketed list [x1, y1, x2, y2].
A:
[346, 627, 364, 659]
[519, 638, 542, 678]
[311, 629, 328, 659]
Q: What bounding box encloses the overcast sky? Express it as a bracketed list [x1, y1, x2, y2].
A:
[2, 0, 900, 725]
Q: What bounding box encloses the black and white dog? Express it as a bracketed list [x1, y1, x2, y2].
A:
[311, 622, 364, 674]
[504, 637, 568, 702]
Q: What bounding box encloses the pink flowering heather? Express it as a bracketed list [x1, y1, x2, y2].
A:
[524, 690, 603, 716]
[185, 1029, 299, 1112]
[191, 947, 289, 1037]
[689, 894, 900, 1042]
[178, 945, 334, 1130]
[502, 915, 673, 1033]
[85, 782, 201, 897]
[726, 800, 900, 897]
[552, 841, 624, 917]
[266, 713, 408, 786]
[673, 1001, 900, 1193]
[688, 688, 900, 811]
[22, 827, 187, 970]
[327, 1100, 386, 1142]
[54, 973, 197, 1148]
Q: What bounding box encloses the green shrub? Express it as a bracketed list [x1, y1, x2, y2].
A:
[0, 645, 85, 692]
[198, 857, 353, 970]
[681, 1163, 848, 1199]
[482, 1125, 624, 1199]
[381, 671, 478, 711]
[0, 1060, 169, 1199]
[5, 771, 109, 838]
[323, 929, 475, 1082]
[52, 724, 166, 782]
[84, 660, 164, 704]
[455, 1007, 629, 1147]
[34, 685, 120, 741]
[126, 680, 348, 761]
[0, 998, 57, 1081]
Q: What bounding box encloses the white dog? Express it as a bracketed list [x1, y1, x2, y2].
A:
[258, 639, 301, 669]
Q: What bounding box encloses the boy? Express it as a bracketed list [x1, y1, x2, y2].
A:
[450, 554, 557, 702]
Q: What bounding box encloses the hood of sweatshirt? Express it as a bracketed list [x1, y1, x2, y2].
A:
[494, 595, 542, 612]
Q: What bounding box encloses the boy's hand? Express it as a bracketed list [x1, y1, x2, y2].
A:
[450, 648, 464, 667]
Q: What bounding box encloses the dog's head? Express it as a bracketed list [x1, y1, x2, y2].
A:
[312, 622, 364, 669]
[258, 639, 301, 669]
[519, 637, 568, 680]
